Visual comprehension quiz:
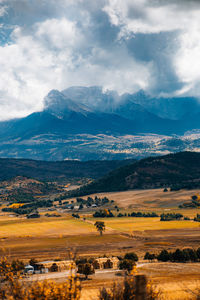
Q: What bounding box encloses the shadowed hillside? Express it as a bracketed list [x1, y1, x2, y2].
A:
[0, 158, 134, 182]
[66, 152, 200, 196]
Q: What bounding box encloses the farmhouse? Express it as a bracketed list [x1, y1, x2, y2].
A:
[93, 257, 119, 270]
[33, 260, 75, 273]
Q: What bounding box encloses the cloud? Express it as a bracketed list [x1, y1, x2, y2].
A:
[0, 0, 200, 120]
[104, 0, 200, 96]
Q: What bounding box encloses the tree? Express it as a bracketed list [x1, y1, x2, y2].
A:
[29, 258, 38, 268]
[124, 252, 138, 262]
[99, 272, 161, 300]
[185, 248, 198, 262]
[50, 263, 58, 272]
[144, 252, 155, 262]
[103, 259, 113, 269]
[196, 247, 200, 259]
[172, 249, 186, 262]
[144, 252, 150, 260]
[94, 221, 105, 236]
[157, 249, 170, 262]
[11, 260, 24, 273]
[79, 203, 83, 210]
[77, 263, 94, 279]
[119, 259, 135, 274]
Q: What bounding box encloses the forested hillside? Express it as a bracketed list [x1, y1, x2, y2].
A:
[66, 152, 200, 197]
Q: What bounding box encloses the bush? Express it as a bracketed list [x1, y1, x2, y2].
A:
[0, 257, 81, 299]
[194, 214, 200, 222]
[130, 211, 158, 217]
[93, 209, 114, 218]
[160, 213, 183, 221]
[117, 213, 124, 217]
[72, 213, 80, 219]
[99, 274, 160, 300]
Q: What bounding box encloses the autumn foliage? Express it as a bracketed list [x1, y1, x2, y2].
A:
[0, 257, 81, 300]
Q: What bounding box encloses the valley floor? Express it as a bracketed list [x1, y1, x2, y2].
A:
[1, 188, 200, 299]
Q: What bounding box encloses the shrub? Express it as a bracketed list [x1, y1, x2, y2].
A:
[0, 257, 81, 299]
[160, 213, 183, 221]
[93, 209, 114, 218]
[117, 213, 124, 217]
[99, 274, 160, 300]
[72, 213, 80, 219]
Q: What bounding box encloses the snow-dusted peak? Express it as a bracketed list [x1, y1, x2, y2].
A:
[44, 89, 91, 118]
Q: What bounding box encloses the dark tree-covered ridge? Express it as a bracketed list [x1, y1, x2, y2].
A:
[65, 152, 200, 197]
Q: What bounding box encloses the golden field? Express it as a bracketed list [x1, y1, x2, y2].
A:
[1, 188, 200, 299]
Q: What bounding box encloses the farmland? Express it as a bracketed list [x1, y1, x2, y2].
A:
[0, 188, 200, 257]
[1, 187, 200, 299]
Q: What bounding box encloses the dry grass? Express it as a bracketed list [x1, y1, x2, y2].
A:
[68, 188, 200, 210]
[80, 262, 200, 300]
[137, 262, 200, 300]
[0, 216, 96, 238]
[89, 217, 200, 232]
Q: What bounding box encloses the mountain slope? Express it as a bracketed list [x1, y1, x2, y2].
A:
[128, 90, 200, 120]
[0, 158, 134, 182]
[0, 89, 183, 144]
[0, 90, 137, 140]
[0, 87, 200, 161]
[67, 152, 200, 196]
[0, 88, 187, 141]
[44, 89, 92, 118]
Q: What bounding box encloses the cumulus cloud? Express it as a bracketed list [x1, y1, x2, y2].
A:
[0, 0, 200, 120]
[104, 0, 200, 96]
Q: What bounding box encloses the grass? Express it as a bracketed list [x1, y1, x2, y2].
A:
[1, 188, 200, 261]
[90, 217, 200, 232]
[76, 188, 200, 210]
[0, 216, 95, 238]
[0, 233, 130, 261]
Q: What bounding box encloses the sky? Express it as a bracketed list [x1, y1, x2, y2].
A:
[0, 0, 200, 120]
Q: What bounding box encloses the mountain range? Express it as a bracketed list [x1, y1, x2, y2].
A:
[0, 86, 200, 160]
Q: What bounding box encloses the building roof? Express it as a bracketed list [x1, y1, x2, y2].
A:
[25, 265, 34, 269]
[36, 260, 73, 265]
[95, 257, 119, 262]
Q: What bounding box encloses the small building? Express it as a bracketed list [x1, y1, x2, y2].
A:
[35, 260, 75, 273]
[93, 257, 119, 270]
[24, 264, 34, 274]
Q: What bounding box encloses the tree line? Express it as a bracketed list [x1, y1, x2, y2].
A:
[145, 248, 200, 263]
